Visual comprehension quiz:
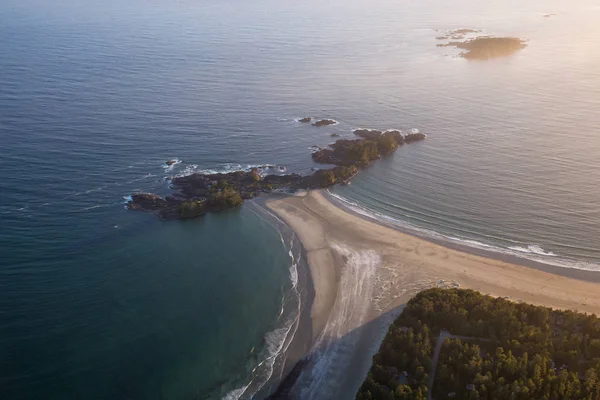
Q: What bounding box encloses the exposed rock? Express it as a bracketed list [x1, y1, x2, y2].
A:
[128, 120, 427, 220]
[127, 193, 169, 211]
[299, 117, 312, 123]
[438, 35, 527, 60]
[458, 37, 527, 60]
[166, 160, 177, 166]
[382, 130, 405, 147]
[313, 130, 407, 167]
[404, 132, 427, 143]
[312, 119, 337, 127]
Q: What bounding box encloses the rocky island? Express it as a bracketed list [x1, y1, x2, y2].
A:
[312, 119, 338, 127]
[436, 29, 527, 60]
[127, 125, 426, 220]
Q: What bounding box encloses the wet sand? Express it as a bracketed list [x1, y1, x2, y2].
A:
[266, 190, 600, 399]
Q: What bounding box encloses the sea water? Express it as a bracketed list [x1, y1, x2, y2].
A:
[2, 0, 600, 398]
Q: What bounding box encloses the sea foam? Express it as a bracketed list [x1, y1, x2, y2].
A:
[327, 190, 600, 272]
[222, 205, 302, 400]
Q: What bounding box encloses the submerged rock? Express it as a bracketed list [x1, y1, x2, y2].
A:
[299, 117, 312, 123]
[330, 133, 341, 137]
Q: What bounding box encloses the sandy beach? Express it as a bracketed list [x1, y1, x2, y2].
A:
[266, 190, 600, 400]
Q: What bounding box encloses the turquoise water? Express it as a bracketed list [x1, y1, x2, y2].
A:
[2, 0, 600, 398]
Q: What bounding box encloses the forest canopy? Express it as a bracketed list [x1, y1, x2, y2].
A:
[357, 288, 600, 400]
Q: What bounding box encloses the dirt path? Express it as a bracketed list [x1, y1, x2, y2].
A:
[427, 331, 492, 400]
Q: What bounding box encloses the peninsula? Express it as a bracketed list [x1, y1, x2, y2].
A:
[265, 191, 600, 399]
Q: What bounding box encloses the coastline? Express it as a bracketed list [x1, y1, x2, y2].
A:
[239, 200, 316, 400]
[266, 190, 600, 399]
[324, 190, 600, 283]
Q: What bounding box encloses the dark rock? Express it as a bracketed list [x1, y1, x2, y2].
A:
[127, 193, 169, 211]
[312, 119, 337, 127]
[312, 129, 407, 166]
[166, 160, 177, 166]
[440, 36, 527, 60]
[330, 133, 341, 137]
[128, 123, 426, 220]
[404, 132, 427, 143]
[299, 117, 312, 123]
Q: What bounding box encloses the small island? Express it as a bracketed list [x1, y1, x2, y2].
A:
[357, 288, 600, 400]
[436, 30, 527, 60]
[312, 119, 338, 127]
[127, 124, 426, 220]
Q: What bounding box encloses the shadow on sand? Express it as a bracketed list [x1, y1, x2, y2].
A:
[266, 306, 405, 400]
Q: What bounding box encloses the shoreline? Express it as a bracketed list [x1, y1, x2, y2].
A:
[265, 190, 600, 399]
[324, 189, 600, 284]
[246, 199, 316, 400]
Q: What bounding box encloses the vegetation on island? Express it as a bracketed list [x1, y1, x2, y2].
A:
[178, 180, 244, 218]
[127, 121, 426, 220]
[312, 130, 424, 167]
[357, 288, 600, 400]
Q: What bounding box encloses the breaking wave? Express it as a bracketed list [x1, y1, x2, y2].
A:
[174, 163, 287, 178]
[326, 190, 600, 272]
[221, 206, 302, 400]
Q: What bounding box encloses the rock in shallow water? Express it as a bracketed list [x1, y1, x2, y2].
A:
[437, 33, 527, 60]
[128, 120, 426, 220]
[312, 119, 337, 127]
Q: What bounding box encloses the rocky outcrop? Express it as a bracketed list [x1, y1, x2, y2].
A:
[165, 160, 177, 166]
[312, 119, 337, 127]
[437, 32, 527, 60]
[299, 117, 312, 123]
[128, 121, 427, 220]
[456, 37, 526, 60]
[313, 129, 425, 167]
[404, 132, 427, 143]
[127, 193, 170, 211]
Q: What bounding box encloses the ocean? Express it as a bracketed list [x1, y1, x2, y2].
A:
[1, 0, 600, 398]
